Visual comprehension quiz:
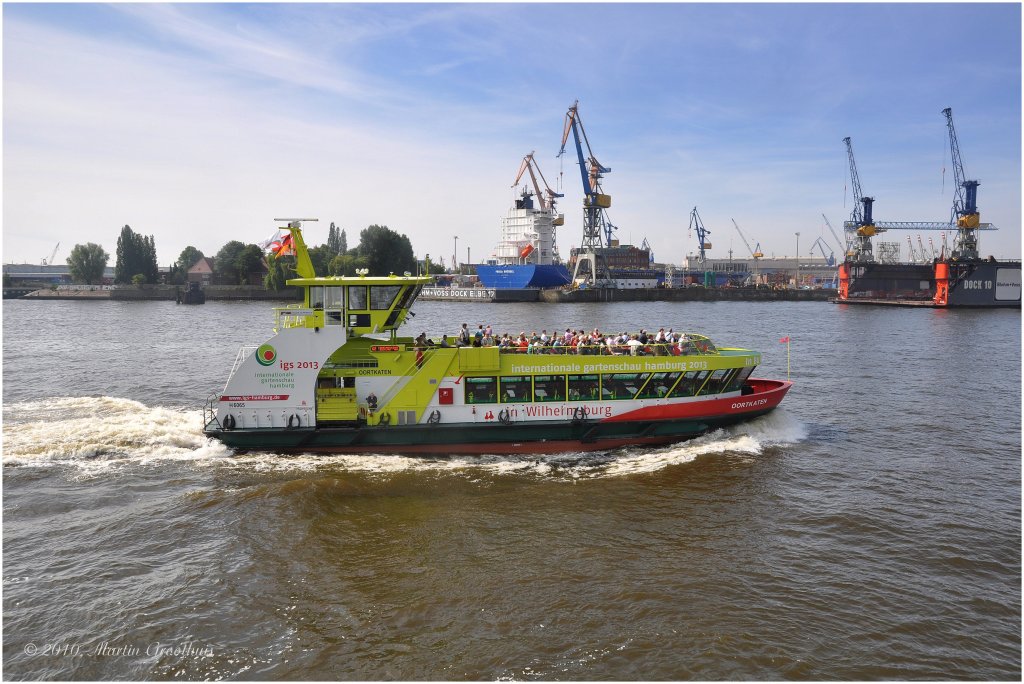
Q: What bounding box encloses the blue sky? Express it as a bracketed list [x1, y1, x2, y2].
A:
[4, 2, 1021, 267]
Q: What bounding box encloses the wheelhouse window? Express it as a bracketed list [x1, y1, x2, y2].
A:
[499, 376, 531, 403]
[385, 286, 417, 327]
[370, 285, 402, 310]
[325, 286, 344, 309]
[697, 368, 736, 396]
[669, 371, 711, 398]
[465, 377, 497, 404]
[567, 374, 599, 401]
[309, 286, 324, 309]
[348, 286, 367, 310]
[533, 375, 566, 402]
[324, 286, 344, 325]
[638, 372, 681, 399]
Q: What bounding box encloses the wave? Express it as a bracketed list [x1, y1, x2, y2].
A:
[2, 396, 805, 480]
[2, 397, 232, 471]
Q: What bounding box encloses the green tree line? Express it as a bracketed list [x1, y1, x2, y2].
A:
[63, 222, 420, 287]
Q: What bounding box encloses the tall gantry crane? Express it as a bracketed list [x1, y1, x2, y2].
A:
[810, 237, 836, 266]
[838, 119, 994, 265]
[640, 236, 655, 264]
[731, 218, 762, 280]
[918, 235, 931, 261]
[512, 151, 565, 261]
[512, 151, 564, 218]
[42, 242, 60, 266]
[843, 136, 879, 263]
[822, 214, 852, 258]
[942, 107, 981, 260]
[689, 207, 712, 266]
[905, 236, 920, 263]
[559, 100, 615, 286]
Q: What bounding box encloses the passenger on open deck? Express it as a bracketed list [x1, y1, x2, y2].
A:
[459, 324, 715, 356]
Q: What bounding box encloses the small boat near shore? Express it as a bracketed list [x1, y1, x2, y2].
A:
[203, 221, 791, 455]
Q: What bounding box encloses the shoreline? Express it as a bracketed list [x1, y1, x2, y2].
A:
[7, 284, 835, 303]
[7, 285, 303, 301]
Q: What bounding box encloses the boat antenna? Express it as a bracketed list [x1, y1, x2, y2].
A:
[272, 218, 319, 278]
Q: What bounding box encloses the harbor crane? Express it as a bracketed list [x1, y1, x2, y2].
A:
[512, 151, 566, 261]
[843, 136, 879, 263]
[558, 100, 615, 286]
[512, 151, 564, 219]
[810, 236, 836, 266]
[730, 218, 762, 280]
[838, 117, 994, 265]
[822, 214, 852, 258]
[942, 107, 981, 260]
[641, 236, 655, 264]
[918, 235, 931, 261]
[42, 242, 60, 266]
[904, 236, 925, 264]
[688, 207, 712, 265]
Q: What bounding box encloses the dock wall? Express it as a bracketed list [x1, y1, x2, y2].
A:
[15, 285, 303, 301]
[11, 285, 834, 303]
[541, 287, 834, 303]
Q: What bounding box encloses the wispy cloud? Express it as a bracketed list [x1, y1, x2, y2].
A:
[3, 3, 1020, 266]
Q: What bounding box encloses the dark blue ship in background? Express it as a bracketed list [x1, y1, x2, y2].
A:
[475, 263, 571, 289]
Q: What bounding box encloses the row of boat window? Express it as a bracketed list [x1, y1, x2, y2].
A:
[308, 285, 404, 312]
[464, 367, 755, 404]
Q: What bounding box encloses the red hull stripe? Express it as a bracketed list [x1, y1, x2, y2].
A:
[602, 378, 792, 423]
[221, 394, 290, 401]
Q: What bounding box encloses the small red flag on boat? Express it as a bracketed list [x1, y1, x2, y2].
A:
[779, 336, 790, 343]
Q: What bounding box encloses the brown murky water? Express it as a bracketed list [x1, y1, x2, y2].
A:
[3, 299, 1020, 679]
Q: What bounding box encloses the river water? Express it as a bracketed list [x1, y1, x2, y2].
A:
[2, 298, 1020, 680]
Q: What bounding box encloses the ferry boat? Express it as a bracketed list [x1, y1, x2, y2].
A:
[203, 222, 791, 455]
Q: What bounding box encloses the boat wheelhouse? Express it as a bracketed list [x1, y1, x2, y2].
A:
[203, 221, 791, 455]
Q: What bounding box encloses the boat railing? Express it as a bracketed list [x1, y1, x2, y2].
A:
[274, 306, 318, 332]
[372, 346, 444, 414]
[488, 339, 718, 357]
[202, 392, 220, 428]
[229, 345, 259, 380]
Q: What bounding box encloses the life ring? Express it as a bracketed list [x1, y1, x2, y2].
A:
[427, 409, 441, 424]
[378, 412, 391, 425]
[572, 406, 587, 422]
[222, 414, 236, 430]
[287, 413, 301, 429]
[498, 408, 511, 425]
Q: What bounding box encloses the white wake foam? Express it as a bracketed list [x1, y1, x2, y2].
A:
[3, 397, 805, 480]
[2, 396, 232, 472]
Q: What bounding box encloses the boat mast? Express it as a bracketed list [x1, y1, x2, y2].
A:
[274, 217, 318, 279]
